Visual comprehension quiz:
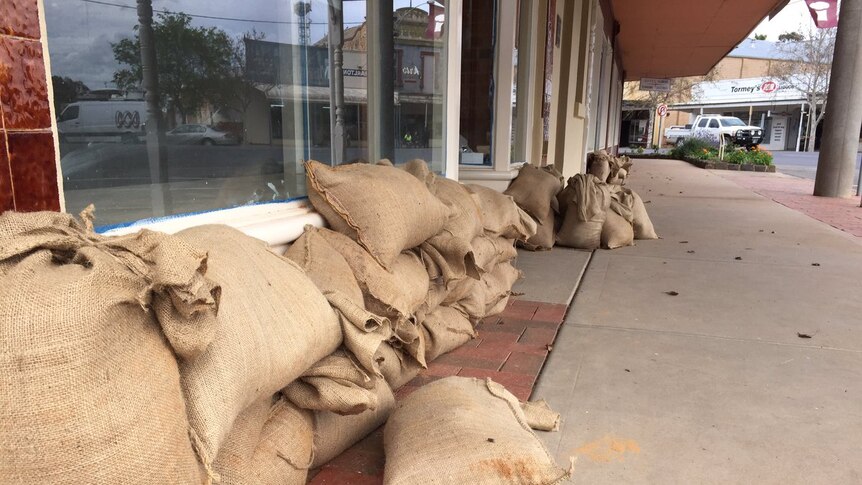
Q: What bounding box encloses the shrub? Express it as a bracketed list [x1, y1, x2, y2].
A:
[670, 138, 714, 160]
[748, 146, 773, 165]
[724, 148, 747, 165]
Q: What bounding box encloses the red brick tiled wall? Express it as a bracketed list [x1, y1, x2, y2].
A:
[0, 0, 60, 212]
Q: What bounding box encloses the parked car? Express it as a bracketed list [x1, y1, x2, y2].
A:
[664, 125, 692, 144]
[688, 115, 764, 149]
[57, 100, 147, 144]
[165, 124, 239, 145]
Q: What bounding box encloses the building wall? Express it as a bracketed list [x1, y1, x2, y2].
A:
[0, 0, 60, 213]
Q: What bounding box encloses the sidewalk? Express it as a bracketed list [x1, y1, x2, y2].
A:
[534, 158, 862, 483]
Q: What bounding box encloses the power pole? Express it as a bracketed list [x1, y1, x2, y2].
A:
[813, 0, 862, 198]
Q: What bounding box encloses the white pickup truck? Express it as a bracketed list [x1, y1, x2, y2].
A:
[664, 125, 691, 144]
[677, 115, 764, 149]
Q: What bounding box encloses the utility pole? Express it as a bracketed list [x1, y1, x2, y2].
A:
[813, 0, 862, 198]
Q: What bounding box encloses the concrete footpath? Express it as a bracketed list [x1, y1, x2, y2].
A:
[534, 158, 862, 483]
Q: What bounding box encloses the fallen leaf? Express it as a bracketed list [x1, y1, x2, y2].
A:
[797, 332, 812, 339]
[687, 250, 695, 254]
[811, 263, 820, 267]
[734, 256, 742, 260]
[624, 369, 631, 373]
[679, 240, 689, 244]
[665, 291, 679, 296]
[487, 438, 496, 443]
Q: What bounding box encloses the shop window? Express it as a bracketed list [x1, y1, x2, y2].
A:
[46, 0, 450, 228]
[458, 0, 497, 166]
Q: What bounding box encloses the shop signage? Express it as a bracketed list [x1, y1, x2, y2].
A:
[344, 69, 367, 77]
[639, 78, 671, 93]
[656, 104, 668, 117]
[691, 77, 804, 104]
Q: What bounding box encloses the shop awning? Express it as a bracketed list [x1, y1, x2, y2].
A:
[613, 0, 789, 81]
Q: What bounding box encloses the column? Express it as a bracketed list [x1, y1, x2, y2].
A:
[367, 0, 395, 162]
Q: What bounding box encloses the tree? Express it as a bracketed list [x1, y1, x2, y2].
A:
[754, 33, 768, 40]
[112, 12, 234, 123]
[769, 26, 836, 151]
[778, 31, 805, 42]
[51, 76, 89, 113]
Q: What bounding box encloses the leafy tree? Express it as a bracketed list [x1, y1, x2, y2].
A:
[778, 31, 805, 42]
[111, 12, 234, 123]
[51, 76, 89, 113]
[769, 26, 836, 151]
[754, 33, 767, 40]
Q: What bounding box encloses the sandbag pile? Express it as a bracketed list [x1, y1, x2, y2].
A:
[506, 151, 657, 251]
[0, 158, 538, 484]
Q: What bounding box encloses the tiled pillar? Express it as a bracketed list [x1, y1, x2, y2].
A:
[0, 0, 60, 213]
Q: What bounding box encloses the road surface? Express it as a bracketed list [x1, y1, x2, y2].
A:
[771, 151, 861, 193]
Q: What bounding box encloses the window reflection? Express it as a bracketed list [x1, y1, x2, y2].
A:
[46, 0, 448, 226]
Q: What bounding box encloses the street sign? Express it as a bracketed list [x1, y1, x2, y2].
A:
[657, 103, 668, 117]
[640, 77, 671, 93]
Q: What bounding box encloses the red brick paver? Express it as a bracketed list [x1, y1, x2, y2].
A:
[307, 298, 569, 484]
[717, 171, 862, 237]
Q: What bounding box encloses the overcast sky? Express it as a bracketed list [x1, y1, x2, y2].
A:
[45, 0, 822, 90]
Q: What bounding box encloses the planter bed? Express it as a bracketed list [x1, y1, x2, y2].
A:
[625, 153, 775, 172]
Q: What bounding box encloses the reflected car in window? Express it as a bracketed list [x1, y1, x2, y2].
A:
[165, 124, 239, 145]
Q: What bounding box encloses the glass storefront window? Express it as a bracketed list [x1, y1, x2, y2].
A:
[458, 0, 496, 167]
[45, 0, 449, 227]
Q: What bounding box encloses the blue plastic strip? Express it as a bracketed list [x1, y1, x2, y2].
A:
[94, 196, 310, 234]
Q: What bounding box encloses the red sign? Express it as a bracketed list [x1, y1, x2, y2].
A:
[761, 80, 778, 93]
[805, 0, 838, 29]
[657, 104, 668, 117]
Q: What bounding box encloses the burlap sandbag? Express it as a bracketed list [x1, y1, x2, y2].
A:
[417, 237, 479, 287]
[556, 174, 611, 249]
[504, 163, 564, 222]
[311, 379, 396, 468]
[286, 226, 391, 374]
[630, 190, 659, 240]
[401, 158, 436, 189]
[466, 183, 537, 241]
[587, 150, 612, 182]
[383, 377, 572, 485]
[471, 234, 517, 275]
[306, 160, 451, 270]
[213, 396, 314, 485]
[421, 306, 477, 361]
[483, 262, 522, 316]
[314, 227, 428, 322]
[175, 225, 342, 470]
[434, 176, 484, 241]
[519, 212, 556, 251]
[608, 155, 633, 185]
[520, 400, 561, 432]
[283, 350, 379, 415]
[0, 211, 218, 484]
[374, 342, 423, 390]
[601, 188, 635, 249]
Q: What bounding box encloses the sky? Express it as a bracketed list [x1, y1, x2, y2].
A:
[749, 0, 821, 40]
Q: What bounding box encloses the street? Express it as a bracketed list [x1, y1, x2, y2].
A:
[771, 151, 862, 193]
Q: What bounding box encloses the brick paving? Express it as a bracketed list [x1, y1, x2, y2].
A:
[307, 298, 569, 484]
[716, 171, 862, 237]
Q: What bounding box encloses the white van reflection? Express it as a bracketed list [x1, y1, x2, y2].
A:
[57, 100, 146, 144]
[165, 124, 239, 145]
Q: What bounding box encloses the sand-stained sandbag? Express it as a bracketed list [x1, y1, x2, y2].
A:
[630, 190, 659, 240]
[466, 183, 537, 241]
[471, 235, 518, 273]
[504, 163, 564, 223]
[417, 236, 479, 286]
[383, 377, 572, 485]
[608, 155, 633, 185]
[556, 174, 611, 250]
[601, 207, 635, 250]
[374, 342, 423, 390]
[213, 396, 314, 485]
[315, 228, 428, 322]
[0, 211, 217, 484]
[401, 158, 435, 188]
[422, 306, 477, 361]
[520, 213, 556, 251]
[312, 379, 396, 468]
[434, 176, 484, 241]
[286, 226, 391, 374]
[283, 350, 378, 415]
[587, 150, 612, 182]
[483, 262, 522, 316]
[306, 160, 451, 270]
[175, 225, 342, 469]
[520, 400, 561, 432]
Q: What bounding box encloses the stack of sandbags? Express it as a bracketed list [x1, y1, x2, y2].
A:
[0, 210, 220, 485]
[557, 151, 658, 250]
[504, 163, 564, 250]
[383, 376, 572, 484]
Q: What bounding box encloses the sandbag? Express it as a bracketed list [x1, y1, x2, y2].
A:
[417, 236, 479, 287]
[587, 150, 612, 182]
[556, 174, 611, 249]
[315, 228, 428, 322]
[401, 158, 435, 188]
[213, 396, 314, 485]
[286, 226, 391, 374]
[607, 155, 633, 185]
[519, 212, 556, 251]
[306, 160, 451, 270]
[374, 342, 423, 390]
[483, 262, 522, 316]
[383, 377, 572, 485]
[601, 205, 635, 250]
[471, 235, 517, 274]
[0, 211, 217, 484]
[504, 164, 564, 222]
[311, 379, 396, 468]
[283, 350, 379, 415]
[434, 176, 484, 241]
[421, 306, 477, 361]
[630, 190, 659, 240]
[175, 225, 342, 469]
[520, 400, 561, 432]
[466, 183, 537, 241]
